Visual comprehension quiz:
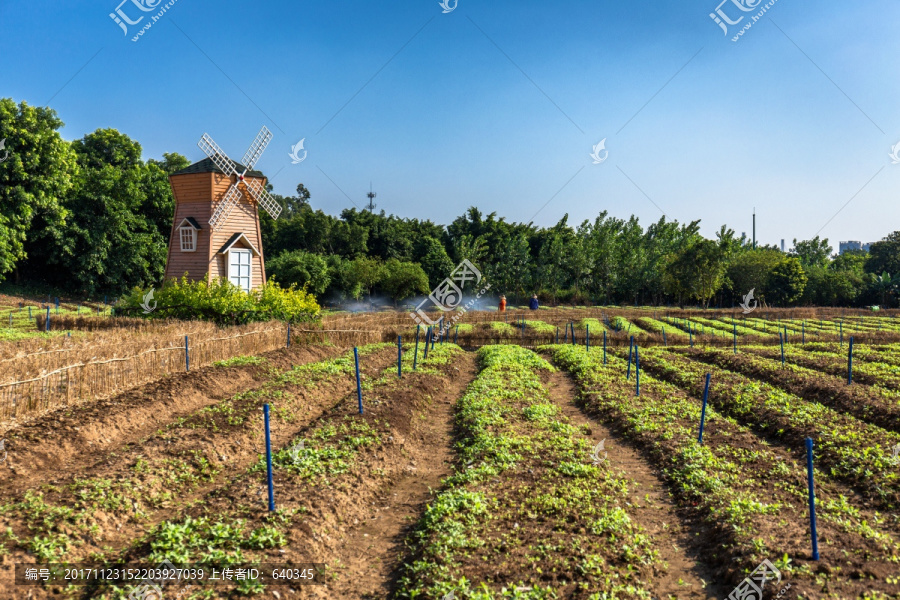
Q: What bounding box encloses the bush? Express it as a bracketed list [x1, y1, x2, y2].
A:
[116, 277, 320, 325]
[266, 251, 330, 296]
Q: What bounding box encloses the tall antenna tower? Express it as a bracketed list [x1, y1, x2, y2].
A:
[752, 208, 756, 250]
[365, 183, 377, 212]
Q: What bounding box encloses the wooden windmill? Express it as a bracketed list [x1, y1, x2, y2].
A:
[164, 126, 282, 292]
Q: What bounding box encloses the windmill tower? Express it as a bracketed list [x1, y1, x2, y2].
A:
[164, 126, 282, 292]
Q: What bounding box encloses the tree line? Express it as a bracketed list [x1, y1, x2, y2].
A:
[1, 98, 898, 308]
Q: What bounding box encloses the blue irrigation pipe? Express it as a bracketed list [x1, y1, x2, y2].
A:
[563, 322, 568, 343]
[733, 321, 737, 354]
[45, 307, 50, 331]
[423, 327, 430, 360]
[287, 323, 291, 348]
[626, 336, 634, 380]
[431, 326, 436, 350]
[28, 306, 32, 319]
[689, 328, 693, 348]
[413, 325, 420, 370]
[585, 325, 590, 350]
[662, 326, 667, 347]
[806, 437, 820, 560]
[603, 330, 607, 365]
[354, 347, 363, 415]
[571, 322, 575, 346]
[398, 335, 402, 378]
[848, 336, 854, 385]
[185, 335, 190, 371]
[635, 345, 640, 396]
[264, 404, 275, 511]
[840, 320, 843, 347]
[779, 332, 785, 367]
[802, 322, 805, 344]
[698, 373, 711, 443]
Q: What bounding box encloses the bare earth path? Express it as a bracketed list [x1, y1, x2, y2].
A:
[313, 351, 477, 600]
[544, 369, 726, 600]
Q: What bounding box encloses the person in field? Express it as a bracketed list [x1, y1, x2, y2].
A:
[499, 295, 507, 312]
[529, 294, 539, 310]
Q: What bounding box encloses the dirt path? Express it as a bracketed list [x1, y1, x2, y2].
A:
[306, 351, 477, 600]
[544, 370, 725, 600]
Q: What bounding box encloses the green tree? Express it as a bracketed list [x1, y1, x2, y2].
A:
[726, 249, 784, 306]
[416, 236, 454, 289]
[266, 250, 330, 296]
[866, 232, 900, 276]
[31, 129, 173, 294]
[664, 239, 727, 308]
[767, 257, 807, 305]
[0, 99, 77, 281]
[378, 259, 430, 303]
[790, 236, 832, 269]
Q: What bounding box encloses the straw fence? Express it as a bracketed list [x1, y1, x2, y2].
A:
[0, 322, 289, 423]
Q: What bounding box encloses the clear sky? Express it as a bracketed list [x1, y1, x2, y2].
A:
[3, 0, 898, 248]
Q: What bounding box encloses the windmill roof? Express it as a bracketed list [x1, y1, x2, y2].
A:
[171, 157, 265, 178]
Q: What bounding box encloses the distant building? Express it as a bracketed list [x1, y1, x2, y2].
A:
[839, 241, 874, 255]
[781, 239, 785, 252]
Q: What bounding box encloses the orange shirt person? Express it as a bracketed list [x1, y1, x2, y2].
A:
[499, 295, 507, 312]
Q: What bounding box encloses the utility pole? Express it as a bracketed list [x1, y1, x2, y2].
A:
[752, 208, 756, 250]
[366, 183, 377, 212]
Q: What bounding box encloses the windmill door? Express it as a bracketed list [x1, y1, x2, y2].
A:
[228, 249, 252, 292]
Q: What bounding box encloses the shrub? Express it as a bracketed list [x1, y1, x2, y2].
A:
[116, 276, 320, 325]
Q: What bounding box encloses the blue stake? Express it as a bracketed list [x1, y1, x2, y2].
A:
[626, 336, 634, 380]
[586, 325, 590, 350]
[733, 321, 737, 354]
[662, 326, 667, 347]
[264, 404, 275, 511]
[398, 335, 402, 378]
[571, 322, 575, 346]
[413, 325, 420, 370]
[779, 332, 785, 367]
[806, 437, 820, 560]
[848, 336, 854, 385]
[563, 323, 568, 343]
[840, 320, 843, 347]
[287, 323, 291, 348]
[354, 347, 363, 414]
[185, 335, 190, 371]
[603, 330, 607, 365]
[423, 328, 430, 360]
[431, 326, 436, 350]
[45, 307, 50, 331]
[802, 322, 805, 344]
[635, 345, 640, 396]
[698, 373, 711, 443]
[689, 328, 693, 348]
[28, 307, 32, 319]
[556, 326, 559, 344]
[455, 325, 459, 344]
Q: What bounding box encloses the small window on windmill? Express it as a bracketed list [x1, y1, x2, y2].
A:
[177, 218, 200, 252]
[180, 227, 196, 251]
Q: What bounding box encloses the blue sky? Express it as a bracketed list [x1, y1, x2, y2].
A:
[3, 0, 899, 247]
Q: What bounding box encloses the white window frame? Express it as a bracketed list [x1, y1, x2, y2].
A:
[179, 226, 196, 252]
[227, 249, 252, 293]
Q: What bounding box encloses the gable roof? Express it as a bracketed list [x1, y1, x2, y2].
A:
[177, 217, 202, 230]
[217, 232, 260, 257]
[171, 157, 265, 179]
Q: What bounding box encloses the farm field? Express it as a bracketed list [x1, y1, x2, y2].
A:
[0, 307, 899, 599]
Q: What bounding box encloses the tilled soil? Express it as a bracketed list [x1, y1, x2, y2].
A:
[544, 369, 723, 600]
[0, 345, 341, 492]
[0, 345, 399, 596]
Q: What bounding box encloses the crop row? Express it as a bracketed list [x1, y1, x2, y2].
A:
[636, 348, 900, 509]
[548, 345, 900, 597]
[397, 345, 658, 599]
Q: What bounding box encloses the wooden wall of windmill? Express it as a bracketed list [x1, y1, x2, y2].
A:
[164, 127, 282, 292]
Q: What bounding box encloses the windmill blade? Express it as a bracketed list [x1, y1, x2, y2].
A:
[245, 178, 283, 221]
[198, 133, 238, 177]
[241, 126, 273, 170]
[208, 182, 243, 230]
